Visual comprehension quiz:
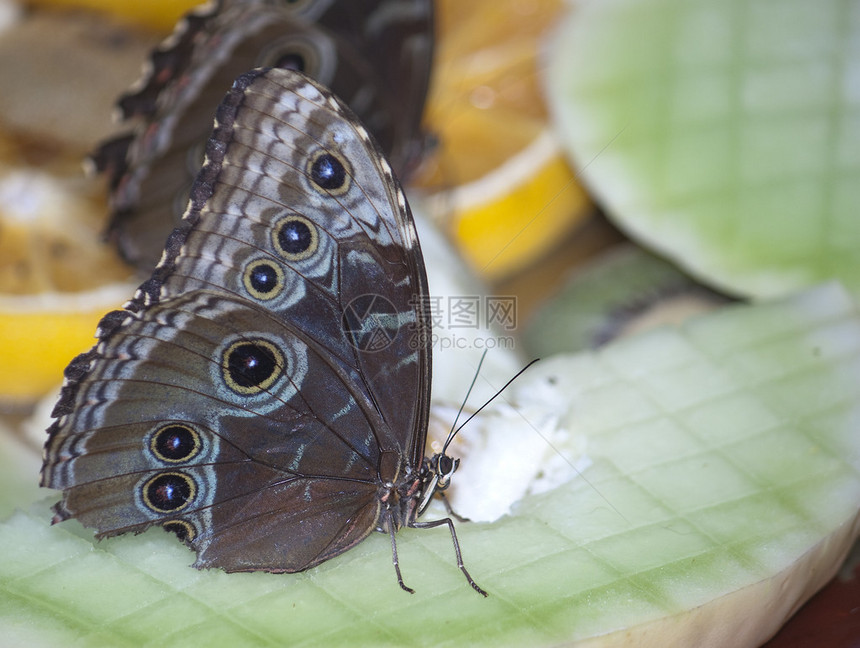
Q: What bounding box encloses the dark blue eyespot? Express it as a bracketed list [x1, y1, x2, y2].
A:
[278, 220, 312, 255]
[143, 473, 196, 513]
[222, 339, 284, 395]
[243, 260, 285, 299]
[272, 217, 318, 261]
[150, 425, 200, 463]
[275, 52, 305, 72]
[309, 151, 348, 193]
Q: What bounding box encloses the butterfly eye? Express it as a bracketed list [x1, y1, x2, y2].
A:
[221, 339, 284, 395]
[272, 215, 318, 261]
[243, 259, 286, 300]
[149, 424, 201, 464]
[162, 519, 196, 542]
[435, 455, 459, 490]
[142, 472, 197, 513]
[307, 149, 351, 196]
[438, 455, 456, 476]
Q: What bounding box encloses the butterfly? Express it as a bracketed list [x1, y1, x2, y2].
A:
[92, 0, 434, 272]
[42, 66, 486, 596]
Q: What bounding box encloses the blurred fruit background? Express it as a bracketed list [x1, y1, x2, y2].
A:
[1, 1, 858, 645]
[0, 0, 604, 409]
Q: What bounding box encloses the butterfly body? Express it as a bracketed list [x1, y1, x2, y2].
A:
[43, 68, 483, 594]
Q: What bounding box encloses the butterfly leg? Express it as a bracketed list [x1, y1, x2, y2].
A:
[411, 517, 488, 597]
[388, 523, 415, 594]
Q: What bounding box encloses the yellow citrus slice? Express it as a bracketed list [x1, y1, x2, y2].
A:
[26, 0, 200, 30]
[0, 284, 134, 402]
[415, 0, 591, 279]
[0, 165, 134, 404]
[0, 168, 131, 295]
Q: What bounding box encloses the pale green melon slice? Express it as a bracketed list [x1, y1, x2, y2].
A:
[523, 244, 727, 356]
[544, 0, 860, 298]
[2, 283, 858, 647]
[0, 419, 41, 520]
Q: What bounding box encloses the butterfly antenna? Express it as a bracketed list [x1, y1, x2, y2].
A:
[444, 350, 487, 448]
[442, 355, 539, 454]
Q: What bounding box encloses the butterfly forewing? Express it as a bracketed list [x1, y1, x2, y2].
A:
[164, 70, 432, 459]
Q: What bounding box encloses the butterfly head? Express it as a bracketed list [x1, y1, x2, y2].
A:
[415, 448, 460, 518]
[431, 451, 459, 491]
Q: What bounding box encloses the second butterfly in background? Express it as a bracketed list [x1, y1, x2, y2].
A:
[92, 0, 434, 272]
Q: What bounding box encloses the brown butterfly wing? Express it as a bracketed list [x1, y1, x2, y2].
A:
[93, 0, 434, 271]
[42, 68, 431, 572]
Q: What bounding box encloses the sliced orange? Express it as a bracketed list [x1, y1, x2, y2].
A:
[26, 0, 200, 30]
[0, 168, 131, 295]
[0, 163, 134, 404]
[0, 284, 134, 402]
[415, 0, 591, 279]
